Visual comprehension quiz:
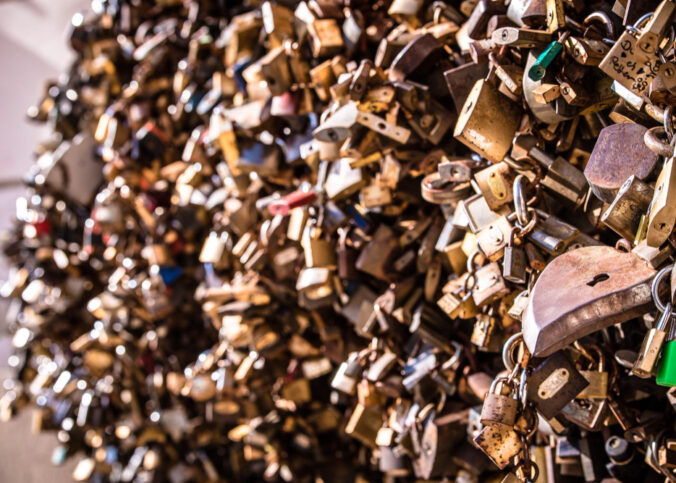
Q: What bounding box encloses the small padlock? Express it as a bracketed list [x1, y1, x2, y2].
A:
[576, 345, 609, 400]
[633, 291, 672, 379]
[656, 306, 676, 386]
[527, 351, 589, 419]
[331, 352, 362, 395]
[480, 377, 519, 427]
[503, 227, 527, 284]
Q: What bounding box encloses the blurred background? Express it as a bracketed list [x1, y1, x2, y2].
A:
[0, 0, 86, 480]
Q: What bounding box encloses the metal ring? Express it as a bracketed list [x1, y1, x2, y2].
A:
[644, 127, 674, 157]
[514, 175, 529, 226]
[583, 11, 615, 39]
[651, 264, 674, 314]
[502, 332, 523, 372]
[517, 209, 538, 237]
[421, 172, 473, 204]
[515, 459, 540, 483]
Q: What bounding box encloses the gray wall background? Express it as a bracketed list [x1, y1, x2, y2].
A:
[0, 1, 88, 481]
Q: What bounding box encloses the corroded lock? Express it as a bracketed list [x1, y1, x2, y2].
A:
[480, 377, 519, 427]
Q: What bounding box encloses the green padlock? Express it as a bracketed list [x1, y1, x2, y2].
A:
[656, 319, 676, 387]
[527, 32, 570, 82]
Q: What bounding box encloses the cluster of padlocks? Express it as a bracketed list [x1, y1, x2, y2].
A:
[3, 0, 676, 481]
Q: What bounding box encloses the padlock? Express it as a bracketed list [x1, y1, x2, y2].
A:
[331, 352, 362, 395]
[561, 397, 608, 432]
[471, 313, 498, 350]
[646, 156, 676, 247]
[633, 300, 672, 378]
[474, 162, 514, 211]
[503, 228, 527, 284]
[472, 262, 511, 307]
[599, 1, 674, 97]
[576, 345, 609, 399]
[655, 304, 676, 386]
[416, 414, 465, 479]
[476, 216, 513, 262]
[527, 351, 589, 419]
[473, 423, 522, 469]
[454, 79, 522, 163]
[601, 176, 654, 241]
[344, 403, 382, 448]
[523, 246, 656, 357]
[585, 123, 659, 203]
[480, 377, 519, 427]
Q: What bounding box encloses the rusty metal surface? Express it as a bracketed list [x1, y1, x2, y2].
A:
[522, 246, 656, 357]
[584, 123, 659, 202]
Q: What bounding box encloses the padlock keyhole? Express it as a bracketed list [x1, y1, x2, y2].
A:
[587, 273, 610, 287]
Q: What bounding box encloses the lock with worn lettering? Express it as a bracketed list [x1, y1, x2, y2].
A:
[599, 0, 675, 98]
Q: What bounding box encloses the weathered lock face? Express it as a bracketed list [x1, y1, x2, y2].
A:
[472, 262, 510, 307]
[522, 246, 656, 357]
[473, 424, 521, 469]
[585, 124, 659, 203]
[474, 162, 514, 211]
[647, 157, 676, 247]
[454, 79, 523, 163]
[527, 351, 589, 419]
[601, 176, 654, 241]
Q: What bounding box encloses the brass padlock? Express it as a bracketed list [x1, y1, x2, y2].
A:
[601, 175, 654, 241]
[474, 162, 515, 211]
[454, 79, 522, 163]
[646, 156, 676, 247]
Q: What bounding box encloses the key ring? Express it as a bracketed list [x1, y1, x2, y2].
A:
[651, 264, 675, 315]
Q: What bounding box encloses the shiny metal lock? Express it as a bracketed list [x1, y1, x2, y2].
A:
[527, 351, 589, 419]
[476, 216, 512, 262]
[633, 292, 673, 378]
[561, 397, 608, 432]
[480, 377, 519, 427]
